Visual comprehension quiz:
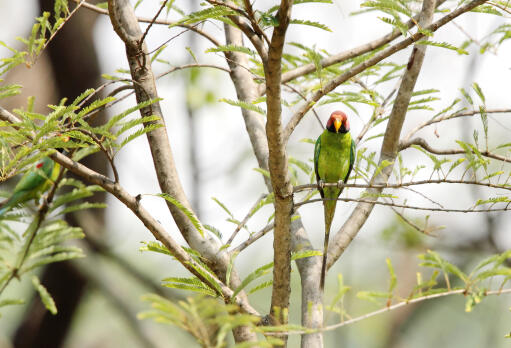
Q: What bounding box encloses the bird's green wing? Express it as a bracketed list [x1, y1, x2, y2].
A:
[344, 139, 356, 183]
[13, 158, 54, 193]
[313, 135, 324, 198]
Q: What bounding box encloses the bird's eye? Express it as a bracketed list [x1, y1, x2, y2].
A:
[36, 162, 44, 169]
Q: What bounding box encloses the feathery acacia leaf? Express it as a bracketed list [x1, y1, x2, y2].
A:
[219, 98, 266, 115]
[156, 193, 204, 237]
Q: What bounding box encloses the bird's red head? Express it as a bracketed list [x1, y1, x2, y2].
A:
[326, 110, 350, 134]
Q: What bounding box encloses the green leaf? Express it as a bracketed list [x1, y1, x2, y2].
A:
[475, 196, 510, 206]
[174, 6, 235, 26]
[204, 224, 222, 239]
[120, 123, 163, 148]
[472, 82, 486, 103]
[211, 197, 234, 218]
[386, 258, 397, 293]
[156, 194, 204, 237]
[162, 277, 217, 296]
[289, 19, 331, 31]
[253, 167, 270, 179]
[416, 40, 468, 55]
[32, 276, 57, 314]
[459, 88, 474, 106]
[205, 45, 256, 56]
[219, 98, 266, 115]
[248, 280, 273, 295]
[140, 241, 173, 256]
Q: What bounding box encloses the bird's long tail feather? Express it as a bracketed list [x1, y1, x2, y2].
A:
[320, 197, 337, 290]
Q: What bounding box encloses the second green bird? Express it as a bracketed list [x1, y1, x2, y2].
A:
[314, 110, 356, 290]
[0, 156, 60, 217]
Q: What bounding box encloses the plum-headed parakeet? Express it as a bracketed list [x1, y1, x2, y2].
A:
[0, 156, 60, 216]
[314, 110, 356, 290]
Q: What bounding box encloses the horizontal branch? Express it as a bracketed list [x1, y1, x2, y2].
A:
[400, 137, 511, 164]
[294, 196, 511, 213]
[268, 287, 511, 335]
[293, 179, 511, 193]
[404, 108, 511, 142]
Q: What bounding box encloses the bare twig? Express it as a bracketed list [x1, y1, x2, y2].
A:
[399, 137, 511, 164]
[403, 108, 511, 142]
[283, 83, 323, 130]
[139, 0, 169, 50]
[293, 179, 511, 193]
[294, 196, 511, 213]
[67, 127, 119, 182]
[266, 288, 511, 335]
[226, 194, 267, 246]
[230, 222, 275, 254]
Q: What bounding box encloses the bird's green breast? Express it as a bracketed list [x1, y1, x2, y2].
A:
[317, 130, 352, 184]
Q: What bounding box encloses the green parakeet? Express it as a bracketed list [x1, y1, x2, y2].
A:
[0, 156, 60, 216]
[314, 110, 356, 290]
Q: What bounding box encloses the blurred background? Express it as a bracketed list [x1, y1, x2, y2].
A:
[0, 0, 510, 347]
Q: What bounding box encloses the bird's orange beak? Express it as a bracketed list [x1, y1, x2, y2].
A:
[334, 118, 342, 133]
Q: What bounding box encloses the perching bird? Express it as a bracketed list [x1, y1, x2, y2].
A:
[0, 156, 60, 216]
[314, 110, 356, 290]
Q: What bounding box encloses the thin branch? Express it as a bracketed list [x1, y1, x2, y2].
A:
[268, 288, 511, 335]
[294, 196, 511, 213]
[488, 0, 511, 15]
[75, 0, 221, 46]
[391, 207, 433, 235]
[293, 179, 511, 193]
[67, 127, 119, 182]
[399, 137, 511, 164]
[139, 0, 169, 50]
[230, 222, 275, 254]
[226, 194, 267, 246]
[0, 106, 22, 124]
[242, 0, 271, 45]
[31, 0, 86, 65]
[283, 83, 323, 130]
[403, 108, 511, 142]
[356, 80, 399, 145]
[228, 15, 268, 62]
[158, 63, 231, 77]
[282, 0, 487, 143]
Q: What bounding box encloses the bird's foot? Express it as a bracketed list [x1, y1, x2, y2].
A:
[318, 179, 325, 190]
[337, 179, 344, 189]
